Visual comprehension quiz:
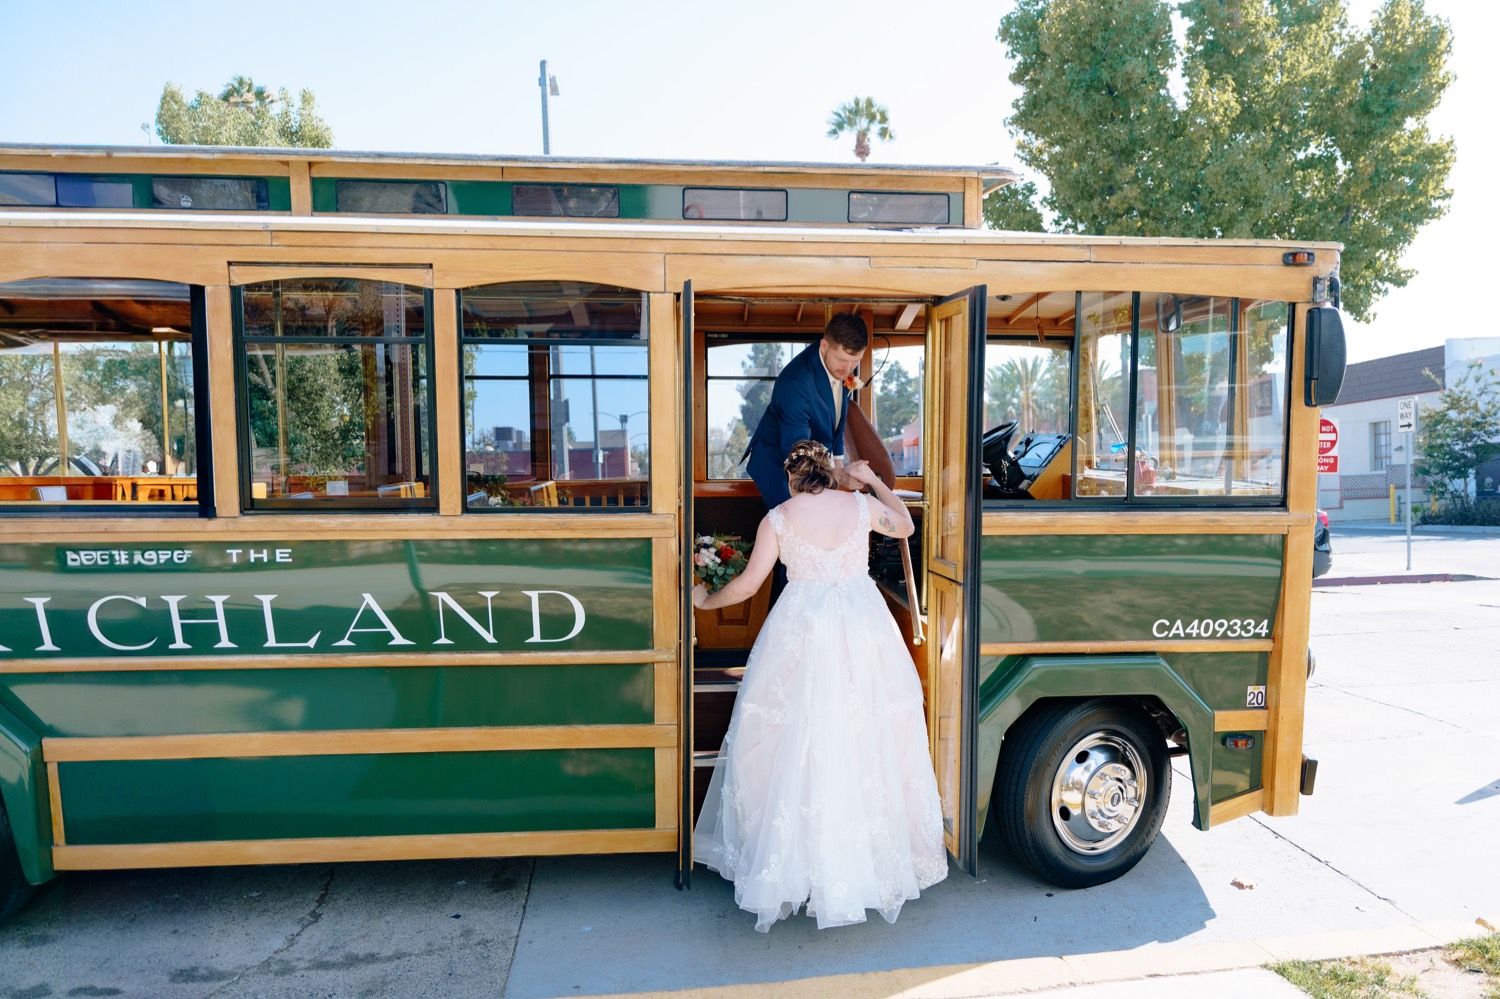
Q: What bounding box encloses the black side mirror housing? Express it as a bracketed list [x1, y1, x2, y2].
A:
[1304, 306, 1347, 406]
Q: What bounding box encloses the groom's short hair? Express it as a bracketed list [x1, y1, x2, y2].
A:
[823, 312, 869, 353]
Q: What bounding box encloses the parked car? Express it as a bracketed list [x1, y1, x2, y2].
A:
[1313, 508, 1333, 577]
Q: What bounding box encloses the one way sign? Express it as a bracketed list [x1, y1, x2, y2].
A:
[1398, 397, 1417, 434]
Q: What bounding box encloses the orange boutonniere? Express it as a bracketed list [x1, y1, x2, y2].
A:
[843, 373, 865, 392]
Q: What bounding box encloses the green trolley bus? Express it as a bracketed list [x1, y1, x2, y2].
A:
[0, 144, 1345, 920]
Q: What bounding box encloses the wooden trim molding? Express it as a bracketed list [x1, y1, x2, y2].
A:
[979, 640, 1273, 657]
[205, 284, 241, 517]
[43, 723, 677, 763]
[227, 263, 434, 288]
[288, 161, 312, 216]
[0, 649, 675, 675]
[653, 660, 678, 726]
[47, 761, 65, 847]
[1208, 788, 1265, 827]
[1213, 709, 1269, 732]
[654, 746, 678, 831]
[4, 512, 677, 544]
[431, 287, 462, 517]
[53, 827, 677, 871]
[982, 509, 1298, 536]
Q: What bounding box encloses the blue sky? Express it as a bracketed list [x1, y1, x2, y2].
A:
[1, 0, 1493, 364]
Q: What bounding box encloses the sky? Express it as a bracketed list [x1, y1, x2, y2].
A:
[1, 0, 1494, 364]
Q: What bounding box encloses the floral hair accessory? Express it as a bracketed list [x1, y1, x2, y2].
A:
[843, 373, 865, 391]
[693, 533, 751, 593]
[783, 440, 832, 468]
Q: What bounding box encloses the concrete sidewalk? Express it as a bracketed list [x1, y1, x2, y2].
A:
[574, 921, 1479, 998]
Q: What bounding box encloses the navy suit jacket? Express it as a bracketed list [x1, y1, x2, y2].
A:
[743, 342, 851, 508]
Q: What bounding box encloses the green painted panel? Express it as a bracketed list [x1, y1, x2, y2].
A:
[978, 534, 1283, 644]
[615, 185, 650, 218]
[0, 701, 51, 883]
[0, 538, 652, 660]
[447, 181, 512, 215]
[60, 748, 654, 844]
[265, 177, 292, 212]
[1160, 652, 1269, 713]
[0, 663, 653, 738]
[1212, 738, 1263, 803]
[310, 177, 338, 212]
[787, 189, 851, 224]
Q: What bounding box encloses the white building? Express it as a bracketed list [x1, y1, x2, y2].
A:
[1319, 337, 1500, 521]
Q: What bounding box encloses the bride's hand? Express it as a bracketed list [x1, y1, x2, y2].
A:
[845, 460, 876, 487]
[692, 583, 710, 609]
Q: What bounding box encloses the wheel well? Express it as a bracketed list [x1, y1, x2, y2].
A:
[1002, 696, 1184, 759]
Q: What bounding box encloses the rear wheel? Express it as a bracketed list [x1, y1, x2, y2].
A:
[995, 699, 1170, 888]
[0, 799, 37, 924]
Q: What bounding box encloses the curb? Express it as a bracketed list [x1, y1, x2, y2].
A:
[1314, 572, 1492, 587]
[576, 920, 1485, 998]
[1332, 523, 1500, 536]
[1315, 572, 1453, 587]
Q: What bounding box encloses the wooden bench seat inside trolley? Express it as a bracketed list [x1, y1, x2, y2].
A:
[0, 476, 198, 503]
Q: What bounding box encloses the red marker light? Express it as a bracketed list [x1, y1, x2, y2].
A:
[1222, 734, 1256, 751]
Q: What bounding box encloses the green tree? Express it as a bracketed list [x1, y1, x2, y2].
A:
[0, 356, 58, 474]
[875, 359, 920, 438]
[1415, 362, 1500, 508]
[736, 342, 789, 443]
[994, 0, 1454, 321]
[155, 75, 334, 147]
[982, 179, 1045, 232]
[827, 97, 895, 162]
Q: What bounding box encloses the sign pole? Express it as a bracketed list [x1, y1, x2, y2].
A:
[1397, 397, 1417, 571]
[1404, 434, 1413, 570]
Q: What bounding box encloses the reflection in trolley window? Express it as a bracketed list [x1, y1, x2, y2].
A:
[0, 278, 199, 506]
[1072, 293, 1289, 502]
[234, 279, 435, 510]
[459, 282, 649, 510]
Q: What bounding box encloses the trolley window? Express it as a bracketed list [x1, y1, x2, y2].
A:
[235, 279, 435, 510]
[1073, 292, 1290, 502]
[460, 282, 648, 510]
[0, 278, 199, 508]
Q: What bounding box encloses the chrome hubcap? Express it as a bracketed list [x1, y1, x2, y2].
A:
[1050, 731, 1146, 855]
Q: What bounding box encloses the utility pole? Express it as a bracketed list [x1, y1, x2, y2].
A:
[539, 60, 559, 155]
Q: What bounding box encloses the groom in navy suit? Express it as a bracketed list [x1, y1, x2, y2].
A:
[743, 312, 870, 509]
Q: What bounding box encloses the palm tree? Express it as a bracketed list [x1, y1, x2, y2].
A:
[219, 76, 276, 110]
[826, 97, 894, 162]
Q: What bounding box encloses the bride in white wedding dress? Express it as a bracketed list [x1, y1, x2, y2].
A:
[692, 440, 948, 932]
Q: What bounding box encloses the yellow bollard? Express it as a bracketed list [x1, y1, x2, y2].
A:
[1390, 485, 1397, 523]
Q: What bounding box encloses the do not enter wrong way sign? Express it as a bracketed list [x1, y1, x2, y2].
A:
[1319, 417, 1340, 473]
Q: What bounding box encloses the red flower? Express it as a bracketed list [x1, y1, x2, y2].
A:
[718, 545, 735, 560]
[843, 373, 864, 391]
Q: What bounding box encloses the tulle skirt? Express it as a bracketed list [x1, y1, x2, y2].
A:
[692, 574, 948, 932]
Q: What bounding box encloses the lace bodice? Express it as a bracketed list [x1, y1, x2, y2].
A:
[768, 491, 871, 583]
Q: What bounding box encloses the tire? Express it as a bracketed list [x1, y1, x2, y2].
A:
[995, 699, 1170, 889]
[0, 798, 37, 924]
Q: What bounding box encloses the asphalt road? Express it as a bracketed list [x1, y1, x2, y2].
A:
[2, 528, 1496, 999]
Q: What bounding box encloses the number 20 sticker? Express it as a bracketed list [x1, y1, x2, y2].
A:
[1246, 685, 1267, 708]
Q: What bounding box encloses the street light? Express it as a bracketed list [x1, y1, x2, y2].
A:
[539, 60, 560, 155]
[611, 411, 649, 477]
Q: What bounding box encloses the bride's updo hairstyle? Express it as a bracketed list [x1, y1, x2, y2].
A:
[783, 439, 837, 494]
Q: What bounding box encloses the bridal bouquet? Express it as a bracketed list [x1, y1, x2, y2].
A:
[693, 533, 750, 592]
